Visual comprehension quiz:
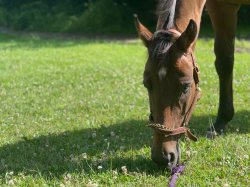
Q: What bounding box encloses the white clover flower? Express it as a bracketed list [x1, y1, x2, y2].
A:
[243, 155, 249, 159]
[120, 146, 125, 150]
[60, 183, 66, 187]
[121, 166, 127, 175]
[110, 131, 115, 137]
[8, 179, 15, 186]
[66, 173, 72, 180]
[81, 153, 87, 159]
[112, 170, 118, 175]
[92, 132, 97, 138]
[86, 181, 99, 187]
[186, 150, 191, 158]
[97, 165, 103, 170]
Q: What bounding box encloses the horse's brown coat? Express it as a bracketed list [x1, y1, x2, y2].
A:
[136, 0, 249, 169]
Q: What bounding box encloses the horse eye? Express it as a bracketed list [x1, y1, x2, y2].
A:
[182, 83, 191, 94]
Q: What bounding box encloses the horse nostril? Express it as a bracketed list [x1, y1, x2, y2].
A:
[163, 150, 175, 163]
[169, 152, 175, 162]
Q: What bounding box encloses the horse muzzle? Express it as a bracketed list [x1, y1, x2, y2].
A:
[151, 141, 180, 170]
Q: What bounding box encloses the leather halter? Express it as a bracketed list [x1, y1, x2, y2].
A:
[147, 29, 201, 141]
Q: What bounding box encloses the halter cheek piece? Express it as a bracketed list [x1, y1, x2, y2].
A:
[147, 29, 201, 142]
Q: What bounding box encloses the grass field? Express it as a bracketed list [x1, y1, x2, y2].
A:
[0, 33, 249, 186]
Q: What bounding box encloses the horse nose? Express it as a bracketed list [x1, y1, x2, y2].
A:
[163, 150, 175, 163]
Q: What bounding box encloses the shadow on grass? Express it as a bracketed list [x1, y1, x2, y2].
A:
[0, 110, 249, 178]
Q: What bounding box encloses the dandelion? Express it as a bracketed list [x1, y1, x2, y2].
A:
[121, 166, 127, 175]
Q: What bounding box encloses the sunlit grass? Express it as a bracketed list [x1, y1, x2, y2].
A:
[0, 34, 249, 186]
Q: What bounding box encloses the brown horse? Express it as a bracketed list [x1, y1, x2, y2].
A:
[135, 0, 249, 169]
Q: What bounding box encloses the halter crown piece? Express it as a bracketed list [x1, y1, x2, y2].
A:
[147, 29, 200, 141]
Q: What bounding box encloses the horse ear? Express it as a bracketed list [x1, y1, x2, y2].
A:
[176, 20, 197, 52]
[134, 14, 153, 47]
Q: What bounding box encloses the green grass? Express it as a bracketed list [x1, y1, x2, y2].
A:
[0, 33, 249, 186]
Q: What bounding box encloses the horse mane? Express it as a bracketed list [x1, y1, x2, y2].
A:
[157, 0, 177, 29]
[150, 0, 178, 60]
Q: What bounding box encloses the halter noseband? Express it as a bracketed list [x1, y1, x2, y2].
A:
[147, 29, 201, 141]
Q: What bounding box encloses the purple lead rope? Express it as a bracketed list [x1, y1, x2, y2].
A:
[169, 164, 185, 187]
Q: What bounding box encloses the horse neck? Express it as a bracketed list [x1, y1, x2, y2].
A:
[157, 0, 206, 46]
[174, 0, 206, 33]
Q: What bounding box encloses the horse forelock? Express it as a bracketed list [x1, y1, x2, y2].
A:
[150, 31, 175, 61]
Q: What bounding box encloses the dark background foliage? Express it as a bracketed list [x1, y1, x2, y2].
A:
[0, 0, 249, 34]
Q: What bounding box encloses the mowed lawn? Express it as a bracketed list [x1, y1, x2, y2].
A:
[0, 33, 249, 186]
